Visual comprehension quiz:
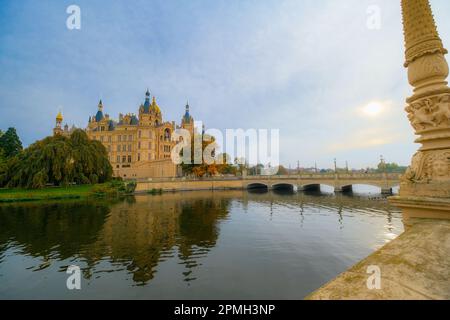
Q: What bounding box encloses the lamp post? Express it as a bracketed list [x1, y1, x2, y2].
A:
[380, 155, 386, 173]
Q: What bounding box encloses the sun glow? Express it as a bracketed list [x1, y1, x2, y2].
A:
[362, 102, 384, 117]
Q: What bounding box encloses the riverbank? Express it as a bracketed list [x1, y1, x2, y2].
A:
[306, 218, 450, 300]
[0, 185, 94, 202]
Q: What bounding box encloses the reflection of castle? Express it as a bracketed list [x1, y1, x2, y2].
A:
[53, 90, 195, 178]
[0, 194, 230, 286]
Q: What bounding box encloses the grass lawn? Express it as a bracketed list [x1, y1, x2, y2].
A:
[0, 185, 95, 202]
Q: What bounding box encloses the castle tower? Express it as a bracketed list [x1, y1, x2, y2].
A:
[181, 102, 194, 132]
[95, 99, 104, 122]
[53, 111, 63, 136]
[390, 0, 450, 219]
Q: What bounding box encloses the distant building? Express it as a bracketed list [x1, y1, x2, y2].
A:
[53, 90, 196, 179]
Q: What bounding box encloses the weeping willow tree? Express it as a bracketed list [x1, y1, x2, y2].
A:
[1, 129, 112, 189]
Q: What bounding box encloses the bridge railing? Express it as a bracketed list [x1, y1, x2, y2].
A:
[133, 173, 402, 183]
[243, 173, 401, 180]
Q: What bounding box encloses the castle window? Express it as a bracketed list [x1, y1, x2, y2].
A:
[122, 156, 126, 163]
[118, 135, 122, 142]
[138, 142, 141, 149]
[123, 135, 127, 142]
[128, 155, 132, 163]
[128, 144, 131, 152]
[117, 145, 121, 152]
[164, 128, 171, 141]
[117, 155, 120, 163]
[138, 153, 141, 161]
[108, 136, 112, 142]
[100, 136, 104, 142]
[128, 135, 132, 141]
[138, 131, 142, 138]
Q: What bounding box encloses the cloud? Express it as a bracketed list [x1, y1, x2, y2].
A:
[1, 0, 450, 168]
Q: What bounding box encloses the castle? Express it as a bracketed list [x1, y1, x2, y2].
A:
[53, 90, 195, 179]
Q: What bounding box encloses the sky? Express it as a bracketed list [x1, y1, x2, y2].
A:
[1, 0, 450, 169]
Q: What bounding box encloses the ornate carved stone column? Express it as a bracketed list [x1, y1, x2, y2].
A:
[390, 0, 450, 219]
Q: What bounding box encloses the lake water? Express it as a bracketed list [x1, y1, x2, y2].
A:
[0, 188, 404, 299]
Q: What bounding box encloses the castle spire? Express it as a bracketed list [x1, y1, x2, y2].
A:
[401, 0, 448, 67]
[95, 99, 104, 122]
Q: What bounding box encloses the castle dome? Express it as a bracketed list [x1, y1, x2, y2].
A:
[151, 96, 161, 114]
[56, 111, 63, 122]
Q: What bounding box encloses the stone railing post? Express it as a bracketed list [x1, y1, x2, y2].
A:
[390, 0, 450, 219]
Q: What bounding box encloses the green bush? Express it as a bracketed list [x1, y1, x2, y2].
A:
[147, 188, 163, 195]
[125, 181, 137, 194]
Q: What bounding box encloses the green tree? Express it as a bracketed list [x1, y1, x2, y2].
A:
[0, 127, 23, 158]
[216, 153, 237, 175]
[2, 129, 112, 189]
[377, 162, 407, 173]
[0, 149, 7, 186]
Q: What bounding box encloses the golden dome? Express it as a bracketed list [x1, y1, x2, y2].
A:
[56, 111, 63, 122]
[151, 96, 161, 114]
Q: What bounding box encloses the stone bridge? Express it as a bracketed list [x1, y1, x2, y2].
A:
[243, 173, 401, 194]
[135, 173, 402, 195]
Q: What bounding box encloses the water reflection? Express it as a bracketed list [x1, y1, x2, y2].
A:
[0, 190, 404, 299]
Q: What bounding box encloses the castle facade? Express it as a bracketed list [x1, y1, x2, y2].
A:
[53, 90, 195, 179]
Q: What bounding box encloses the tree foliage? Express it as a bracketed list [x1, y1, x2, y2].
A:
[377, 162, 407, 173]
[0, 127, 23, 159]
[180, 134, 236, 177]
[0, 129, 112, 189]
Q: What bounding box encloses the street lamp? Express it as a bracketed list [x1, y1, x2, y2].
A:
[380, 155, 386, 174]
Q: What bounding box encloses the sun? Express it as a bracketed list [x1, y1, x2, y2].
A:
[362, 102, 384, 117]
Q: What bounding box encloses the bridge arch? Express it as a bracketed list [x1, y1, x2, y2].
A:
[301, 184, 336, 193]
[246, 183, 269, 191]
[341, 184, 395, 195]
[272, 183, 295, 192]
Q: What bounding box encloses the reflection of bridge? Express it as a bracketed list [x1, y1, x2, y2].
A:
[135, 173, 402, 195]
